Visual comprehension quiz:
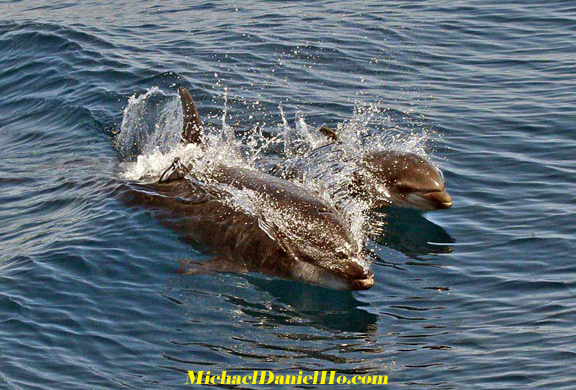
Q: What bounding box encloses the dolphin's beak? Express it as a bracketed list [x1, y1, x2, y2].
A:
[292, 255, 375, 290]
[341, 260, 374, 290]
[423, 190, 453, 209]
[341, 260, 375, 290]
[350, 273, 375, 290]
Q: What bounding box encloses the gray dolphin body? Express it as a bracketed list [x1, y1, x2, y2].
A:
[272, 126, 452, 211]
[124, 87, 373, 290]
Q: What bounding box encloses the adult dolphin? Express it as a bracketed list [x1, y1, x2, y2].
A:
[122, 87, 374, 291]
[270, 125, 452, 211]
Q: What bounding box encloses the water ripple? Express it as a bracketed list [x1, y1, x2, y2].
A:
[0, 1, 575, 389]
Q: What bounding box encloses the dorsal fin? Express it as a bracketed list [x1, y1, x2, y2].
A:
[318, 125, 340, 142]
[178, 86, 203, 145]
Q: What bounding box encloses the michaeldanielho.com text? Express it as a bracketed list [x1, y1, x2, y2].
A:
[186, 371, 388, 385]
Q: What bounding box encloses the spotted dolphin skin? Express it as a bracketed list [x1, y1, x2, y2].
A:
[123, 87, 374, 291]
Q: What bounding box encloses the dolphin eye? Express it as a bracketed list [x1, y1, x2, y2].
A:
[395, 183, 414, 193]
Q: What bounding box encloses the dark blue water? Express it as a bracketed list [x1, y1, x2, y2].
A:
[1, 1, 575, 388]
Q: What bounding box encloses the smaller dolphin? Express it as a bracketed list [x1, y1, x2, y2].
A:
[273, 125, 452, 211]
[354, 149, 452, 211]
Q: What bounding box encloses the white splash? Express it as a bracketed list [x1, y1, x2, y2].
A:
[118, 87, 249, 181]
[116, 87, 183, 160]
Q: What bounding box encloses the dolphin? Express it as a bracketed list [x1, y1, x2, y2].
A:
[354, 148, 452, 211]
[272, 125, 452, 211]
[123, 87, 374, 290]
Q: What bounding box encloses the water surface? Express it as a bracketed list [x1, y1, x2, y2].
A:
[1, 1, 575, 389]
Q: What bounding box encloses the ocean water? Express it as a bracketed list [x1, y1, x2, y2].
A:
[1, 1, 575, 389]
